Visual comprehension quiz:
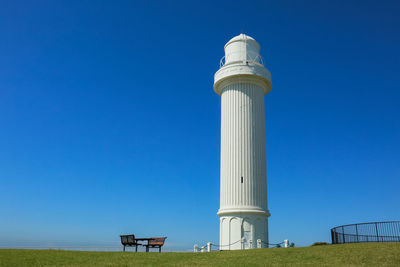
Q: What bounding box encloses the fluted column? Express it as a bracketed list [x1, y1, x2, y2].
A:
[220, 82, 267, 212]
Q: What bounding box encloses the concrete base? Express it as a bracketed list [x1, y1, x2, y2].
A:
[219, 214, 268, 250]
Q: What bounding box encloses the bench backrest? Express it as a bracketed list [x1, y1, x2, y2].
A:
[149, 237, 167, 246]
[120, 234, 136, 245]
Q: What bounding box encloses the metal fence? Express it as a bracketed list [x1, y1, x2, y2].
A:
[219, 54, 265, 68]
[331, 221, 400, 244]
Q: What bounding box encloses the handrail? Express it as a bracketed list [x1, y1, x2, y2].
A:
[219, 56, 225, 68]
[331, 221, 400, 230]
[219, 54, 265, 68]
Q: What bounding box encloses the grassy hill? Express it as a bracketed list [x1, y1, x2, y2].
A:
[1, 243, 399, 266]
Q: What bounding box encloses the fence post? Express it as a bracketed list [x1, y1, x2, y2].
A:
[207, 242, 211, 252]
[249, 239, 253, 249]
[355, 224, 359, 242]
[375, 222, 379, 242]
[241, 237, 245, 250]
[194, 244, 198, 252]
[257, 239, 261, 248]
[342, 226, 345, 243]
[284, 239, 289, 248]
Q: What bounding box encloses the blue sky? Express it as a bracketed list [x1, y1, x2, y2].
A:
[0, 0, 399, 249]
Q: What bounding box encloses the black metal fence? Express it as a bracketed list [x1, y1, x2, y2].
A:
[331, 221, 400, 244]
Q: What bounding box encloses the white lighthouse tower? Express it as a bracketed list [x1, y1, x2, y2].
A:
[214, 34, 272, 250]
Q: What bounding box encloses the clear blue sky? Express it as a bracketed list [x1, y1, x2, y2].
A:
[0, 0, 399, 250]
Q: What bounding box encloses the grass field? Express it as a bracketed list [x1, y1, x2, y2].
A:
[1, 243, 399, 266]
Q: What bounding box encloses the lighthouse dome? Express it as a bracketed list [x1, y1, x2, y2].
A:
[224, 33, 259, 49]
[223, 33, 262, 66]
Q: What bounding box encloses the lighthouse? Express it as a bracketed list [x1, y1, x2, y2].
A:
[214, 34, 272, 250]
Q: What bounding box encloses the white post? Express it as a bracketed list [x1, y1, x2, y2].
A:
[194, 244, 198, 252]
[241, 237, 245, 249]
[257, 239, 262, 248]
[200, 246, 205, 253]
[249, 239, 253, 249]
[207, 242, 212, 252]
[284, 239, 289, 248]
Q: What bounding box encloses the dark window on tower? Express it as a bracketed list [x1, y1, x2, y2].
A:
[241, 176, 243, 183]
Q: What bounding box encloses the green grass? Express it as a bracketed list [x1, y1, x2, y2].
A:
[1, 243, 399, 266]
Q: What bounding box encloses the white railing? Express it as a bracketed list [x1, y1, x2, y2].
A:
[193, 239, 291, 252]
[219, 56, 226, 68]
[219, 55, 265, 68]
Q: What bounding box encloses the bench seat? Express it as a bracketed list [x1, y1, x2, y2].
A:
[144, 237, 167, 252]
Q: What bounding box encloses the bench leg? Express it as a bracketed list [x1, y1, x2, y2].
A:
[135, 245, 138, 252]
[146, 246, 149, 252]
[123, 245, 125, 252]
[159, 247, 161, 253]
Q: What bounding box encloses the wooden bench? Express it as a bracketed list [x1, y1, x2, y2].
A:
[144, 237, 167, 252]
[120, 234, 142, 252]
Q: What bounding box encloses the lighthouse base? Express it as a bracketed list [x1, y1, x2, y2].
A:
[219, 214, 269, 250]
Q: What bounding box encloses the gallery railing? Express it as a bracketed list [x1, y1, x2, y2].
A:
[219, 54, 265, 68]
[331, 221, 400, 244]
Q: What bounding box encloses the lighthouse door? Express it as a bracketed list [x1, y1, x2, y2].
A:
[242, 220, 252, 249]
